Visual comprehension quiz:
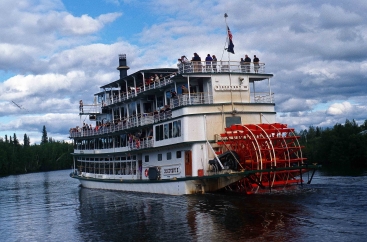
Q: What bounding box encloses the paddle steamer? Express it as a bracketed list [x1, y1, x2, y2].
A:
[69, 54, 318, 195]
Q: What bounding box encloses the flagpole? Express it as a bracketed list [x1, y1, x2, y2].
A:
[224, 13, 230, 63]
[224, 13, 234, 112]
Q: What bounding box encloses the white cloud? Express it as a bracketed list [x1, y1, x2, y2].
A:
[280, 98, 318, 112]
[326, 102, 353, 115]
[1, 72, 80, 98]
[361, 61, 367, 74]
[0, 1, 122, 76]
[61, 13, 122, 35]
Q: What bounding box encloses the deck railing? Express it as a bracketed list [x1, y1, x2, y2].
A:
[177, 61, 265, 74]
[70, 93, 214, 138]
[74, 137, 154, 152]
[111, 78, 173, 105]
[251, 92, 274, 103]
[170, 93, 213, 108]
[69, 112, 167, 138]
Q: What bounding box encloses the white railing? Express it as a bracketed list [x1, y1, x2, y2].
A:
[74, 137, 154, 152]
[110, 78, 173, 105]
[251, 92, 274, 103]
[128, 138, 154, 150]
[69, 111, 172, 138]
[70, 93, 214, 138]
[178, 61, 265, 74]
[170, 93, 213, 108]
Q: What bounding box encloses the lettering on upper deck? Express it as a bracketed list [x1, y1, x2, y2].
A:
[215, 85, 248, 91]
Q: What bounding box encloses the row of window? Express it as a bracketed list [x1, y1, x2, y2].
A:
[77, 155, 137, 162]
[155, 120, 182, 141]
[76, 150, 182, 164]
[145, 150, 182, 162]
[78, 162, 137, 175]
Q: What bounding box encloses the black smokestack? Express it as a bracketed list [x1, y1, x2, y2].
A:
[117, 54, 129, 79]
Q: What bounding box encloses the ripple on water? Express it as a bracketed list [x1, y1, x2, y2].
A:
[0, 170, 366, 241]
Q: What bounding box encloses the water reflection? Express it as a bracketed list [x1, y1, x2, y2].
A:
[77, 188, 310, 241]
[190, 193, 307, 241]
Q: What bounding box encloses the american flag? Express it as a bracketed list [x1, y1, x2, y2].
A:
[228, 27, 233, 40]
[227, 27, 234, 54]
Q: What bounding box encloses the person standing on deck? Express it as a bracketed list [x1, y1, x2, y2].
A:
[154, 74, 160, 83]
[192, 53, 201, 72]
[212, 55, 217, 72]
[240, 58, 245, 72]
[253, 55, 260, 73]
[205, 54, 213, 72]
[244, 55, 251, 72]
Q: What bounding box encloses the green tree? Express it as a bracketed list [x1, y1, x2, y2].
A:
[41, 125, 48, 144]
[23, 134, 30, 147]
[13, 133, 19, 146]
[299, 119, 367, 173]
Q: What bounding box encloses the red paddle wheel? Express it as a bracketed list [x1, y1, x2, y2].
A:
[216, 123, 308, 194]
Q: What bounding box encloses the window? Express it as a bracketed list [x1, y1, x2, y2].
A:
[226, 116, 241, 128]
[155, 120, 182, 141]
[156, 125, 163, 141]
[176, 151, 181, 158]
[145, 155, 149, 162]
[155, 126, 159, 141]
[175, 120, 181, 137]
[167, 152, 172, 160]
[164, 124, 169, 139]
[158, 154, 162, 161]
[169, 123, 172, 138]
[159, 125, 164, 140]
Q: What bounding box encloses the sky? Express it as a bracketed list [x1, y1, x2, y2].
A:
[0, 0, 367, 144]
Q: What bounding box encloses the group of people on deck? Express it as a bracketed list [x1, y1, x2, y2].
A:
[128, 133, 141, 149]
[70, 122, 94, 133]
[145, 74, 161, 86]
[178, 53, 218, 72]
[240, 54, 260, 73]
[178, 53, 260, 73]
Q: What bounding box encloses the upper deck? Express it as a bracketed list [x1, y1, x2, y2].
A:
[70, 59, 274, 139]
[96, 60, 271, 105]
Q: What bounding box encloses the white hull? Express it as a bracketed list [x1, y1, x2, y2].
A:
[73, 173, 244, 195]
[79, 179, 188, 195]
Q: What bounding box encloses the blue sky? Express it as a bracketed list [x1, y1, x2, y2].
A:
[62, 0, 152, 42]
[1, 0, 367, 144]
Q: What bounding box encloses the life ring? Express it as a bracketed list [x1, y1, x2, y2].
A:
[144, 169, 149, 177]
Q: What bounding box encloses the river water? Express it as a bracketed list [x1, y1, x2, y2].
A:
[0, 170, 366, 242]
